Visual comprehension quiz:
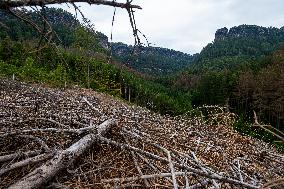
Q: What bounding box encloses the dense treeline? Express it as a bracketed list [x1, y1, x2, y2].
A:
[0, 32, 192, 115]
[233, 51, 284, 129]
[0, 8, 106, 51]
[111, 42, 194, 76]
[150, 26, 284, 150]
[161, 25, 284, 131]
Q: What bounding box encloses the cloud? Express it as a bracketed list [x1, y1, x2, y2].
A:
[57, 0, 284, 54]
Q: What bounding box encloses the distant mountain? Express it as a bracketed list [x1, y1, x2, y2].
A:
[166, 25, 284, 128]
[215, 25, 284, 41]
[0, 8, 107, 52]
[111, 42, 194, 76]
[201, 25, 284, 59]
[182, 25, 284, 74]
[0, 8, 195, 76]
[0, 8, 80, 46]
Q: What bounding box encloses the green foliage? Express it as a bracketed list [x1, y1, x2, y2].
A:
[165, 25, 284, 131]
[0, 36, 193, 115]
[111, 43, 194, 76]
[0, 59, 17, 77]
[71, 26, 104, 53]
[0, 8, 106, 52]
[48, 63, 68, 86]
[233, 116, 284, 152]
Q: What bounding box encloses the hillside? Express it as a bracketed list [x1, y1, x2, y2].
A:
[1, 2, 284, 189]
[1, 78, 284, 188]
[167, 25, 284, 130]
[111, 42, 194, 75]
[183, 25, 284, 74]
[1, 9, 283, 129]
[0, 8, 194, 77]
[112, 25, 284, 76]
[0, 8, 106, 52]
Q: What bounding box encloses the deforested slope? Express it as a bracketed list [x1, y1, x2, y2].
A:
[0, 78, 283, 188]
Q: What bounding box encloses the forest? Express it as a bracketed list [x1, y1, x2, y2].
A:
[0, 4, 284, 189]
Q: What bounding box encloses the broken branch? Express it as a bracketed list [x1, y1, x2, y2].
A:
[0, 0, 142, 10]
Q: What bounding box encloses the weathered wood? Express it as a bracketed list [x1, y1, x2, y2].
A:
[163, 148, 178, 189]
[101, 172, 187, 183]
[82, 97, 101, 115]
[8, 119, 117, 189]
[0, 0, 142, 10]
[96, 136, 261, 189]
[0, 150, 42, 163]
[188, 179, 210, 189]
[262, 178, 284, 189]
[0, 152, 54, 177]
[191, 152, 219, 189]
[124, 137, 150, 187]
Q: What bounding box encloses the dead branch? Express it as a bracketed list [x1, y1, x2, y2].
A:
[1, 127, 79, 137]
[1, 79, 282, 189]
[113, 183, 143, 189]
[101, 172, 187, 183]
[191, 152, 219, 189]
[1, 118, 106, 137]
[136, 153, 174, 184]
[47, 183, 71, 189]
[18, 135, 50, 151]
[0, 152, 54, 177]
[124, 137, 150, 187]
[262, 178, 284, 189]
[96, 135, 261, 189]
[184, 171, 190, 189]
[163, 148, 179, 189]
[8, 119, 117, 189]
[0, 150, 42, 163]
[253, 111, 284, 141]
[0, 0, 142, 10]
[188, 179, 210, 189]
[82, 97, 101, 115]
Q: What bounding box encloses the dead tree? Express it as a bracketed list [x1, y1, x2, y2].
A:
[0, 0, 141, 10]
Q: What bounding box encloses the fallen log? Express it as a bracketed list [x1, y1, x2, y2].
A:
[0, 152, 55, 177]
[0, 150, 42, 163]
[8, 119, 117, 189]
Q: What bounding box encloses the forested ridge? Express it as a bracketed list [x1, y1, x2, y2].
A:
[111, 42, 195, 75]
[0, 8, 192, 115]
[0, 6, 284, 189]
[159, 25, 284, 131]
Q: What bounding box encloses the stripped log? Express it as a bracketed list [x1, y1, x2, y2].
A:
[8, 119, 117, 189]
[0, 152, 54, 177]
[0, 150, 42, 163]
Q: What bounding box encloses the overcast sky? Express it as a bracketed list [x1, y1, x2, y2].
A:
[58, 0, 284, 54]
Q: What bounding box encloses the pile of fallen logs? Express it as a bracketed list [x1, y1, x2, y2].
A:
[0, 78, 284, 189]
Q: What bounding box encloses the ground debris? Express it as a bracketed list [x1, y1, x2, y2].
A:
[0, 79, 283, 189]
